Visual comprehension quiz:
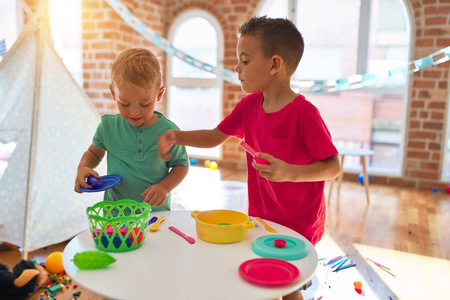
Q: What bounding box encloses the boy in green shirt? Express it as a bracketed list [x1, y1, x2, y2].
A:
[75, 48, 189, 211]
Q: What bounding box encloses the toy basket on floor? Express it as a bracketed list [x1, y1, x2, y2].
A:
[86, 200, 151, 252]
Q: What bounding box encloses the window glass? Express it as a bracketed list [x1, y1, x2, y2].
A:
[258, 0, 289, 18]
[168, 12, 223, 159]
[168, 86, 221, 157]
[49, 0, 83, 86]
[172, 17, 217, 79]
[295, 0, 360, 80]
[260, 0, 410, 175]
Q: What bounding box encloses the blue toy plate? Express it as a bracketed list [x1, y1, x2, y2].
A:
[252, 235, 308, 261]
[80, 175, 122, 193]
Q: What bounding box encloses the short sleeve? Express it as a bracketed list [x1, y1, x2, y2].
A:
[92, 120, 106, 150]
[302, 104, 337, 161]
[217, 97, 245, 139]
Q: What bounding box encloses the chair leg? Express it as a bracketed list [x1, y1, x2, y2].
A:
[360, 155, 370, 204]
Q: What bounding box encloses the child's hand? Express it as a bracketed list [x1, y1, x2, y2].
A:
[75, 167, 100, 193]
[251, 153, 289, 182]
[158, 130, 177, 161]
[141, 183, 169, 207]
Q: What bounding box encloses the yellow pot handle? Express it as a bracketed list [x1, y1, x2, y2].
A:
[191, 210, 202, 218]
[241, 221, 255, 229]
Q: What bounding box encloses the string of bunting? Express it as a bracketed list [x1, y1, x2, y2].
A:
[106, 0, 449, 93]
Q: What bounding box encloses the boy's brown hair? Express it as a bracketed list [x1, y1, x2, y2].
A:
[238, 16, 304, 75]
[111, 48, 162, 91]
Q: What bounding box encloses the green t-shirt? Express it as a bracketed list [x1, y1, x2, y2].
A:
[92, 112, 189, 211]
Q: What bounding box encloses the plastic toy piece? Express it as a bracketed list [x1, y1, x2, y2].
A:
[252, 235, 308, 260]
[239, 258, 300, 287]
[80, 175, 122, 193]
[45, 252, 65, 274]
[273, 239, 287, 248]
[148, 216, 158, 225]
[169, 226, 195, 244]
[73, 251, 116, 270]
[354, 281, 363, 294]
[86, 175, 102, 188]
[240, 141, 270, 165]
[255, 217, 277, 233]
[149, 216, 166, 231]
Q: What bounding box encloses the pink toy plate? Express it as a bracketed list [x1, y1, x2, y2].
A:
[239, 258, 300, 287]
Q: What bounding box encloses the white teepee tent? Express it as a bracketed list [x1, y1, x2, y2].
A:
[0, 5, 105, 252]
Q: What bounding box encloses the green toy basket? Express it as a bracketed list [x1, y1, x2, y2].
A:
[86, 200, 151, 252]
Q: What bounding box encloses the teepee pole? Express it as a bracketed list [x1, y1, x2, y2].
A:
[21, 0, 48, 260]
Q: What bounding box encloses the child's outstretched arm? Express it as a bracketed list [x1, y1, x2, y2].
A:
[252, 153, 340, 182]
[74, 144, 105, 193]
[141, 165, 189, 206]
[158, 128, 229, 161]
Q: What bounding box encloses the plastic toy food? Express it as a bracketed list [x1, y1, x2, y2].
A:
[45, 251, 65, 274]
[73, 251, 116, 269]
[87, 175, 102, 187]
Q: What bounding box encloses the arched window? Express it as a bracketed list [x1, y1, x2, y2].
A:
[167, 10, 223, 158]
[259, 0, 411, 175]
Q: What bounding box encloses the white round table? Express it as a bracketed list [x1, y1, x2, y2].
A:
[63, 210, 318, 300]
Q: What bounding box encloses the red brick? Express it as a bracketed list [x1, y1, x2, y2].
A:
[423, 121, 443, 130]
[413, 80, 436, 89]
[410, 170, 439, 180]
[408, 131, 437, 139]
[425, 17, 446, 26]
[420, 161, 441, 170]
[407, 151, 430, 159]
[408, 141, 427, 149]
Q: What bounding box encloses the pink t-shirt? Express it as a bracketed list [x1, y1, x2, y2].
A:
[218, 92, 338, 244]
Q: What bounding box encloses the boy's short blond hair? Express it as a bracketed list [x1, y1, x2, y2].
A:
[111, 48, 162, 91]
[238, 16, 304, 75]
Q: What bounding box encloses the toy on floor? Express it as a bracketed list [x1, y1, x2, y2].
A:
[45, 251, 65, 274]
[357, 173, 370, 185]
[0, 259, 49, 300]
[354, 280, 363, 295]
[190, 158, 198, 165]
[209, 161, 218, 170]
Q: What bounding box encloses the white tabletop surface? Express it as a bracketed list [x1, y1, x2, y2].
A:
[62, 210, 318, 300]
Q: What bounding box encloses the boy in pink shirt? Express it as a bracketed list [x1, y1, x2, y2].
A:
[159, 16, 340, 299]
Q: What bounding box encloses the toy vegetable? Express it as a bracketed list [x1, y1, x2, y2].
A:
[73, 251, 116, 269]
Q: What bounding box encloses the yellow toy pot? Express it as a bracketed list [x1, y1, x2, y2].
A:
[191, 210, 255, 244]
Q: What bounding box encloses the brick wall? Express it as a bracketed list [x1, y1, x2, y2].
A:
[25, 0, 450, 189]
[81, 0, 165, 114]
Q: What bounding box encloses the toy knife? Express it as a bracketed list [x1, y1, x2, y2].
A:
[240, 141, 270, 165]
[169, 226, 195, 244]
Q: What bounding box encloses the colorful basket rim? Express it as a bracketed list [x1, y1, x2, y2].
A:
[86, 199, 151, 252]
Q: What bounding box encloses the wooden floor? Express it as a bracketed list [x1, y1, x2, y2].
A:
[1, 167, 449, 300]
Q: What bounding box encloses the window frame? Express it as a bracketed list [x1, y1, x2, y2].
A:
[167, 9, 224, 89]
[166, 9, 224, 159]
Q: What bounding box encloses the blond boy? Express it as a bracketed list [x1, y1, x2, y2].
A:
[75, 48, 189, 211]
